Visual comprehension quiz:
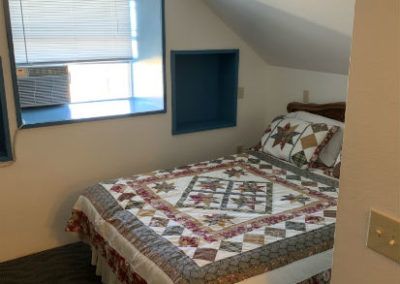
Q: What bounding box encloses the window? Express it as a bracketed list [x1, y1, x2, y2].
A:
[0, 58, 12, 161]
[4, 0, 165, 128]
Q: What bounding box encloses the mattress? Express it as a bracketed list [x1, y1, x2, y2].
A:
[67, 151, 339, 284]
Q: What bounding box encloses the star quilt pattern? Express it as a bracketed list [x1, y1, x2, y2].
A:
[261, 117, 339, 169]
[67, 151, 339, 284]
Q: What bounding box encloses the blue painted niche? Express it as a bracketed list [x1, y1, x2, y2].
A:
[171, 49, 239, 135]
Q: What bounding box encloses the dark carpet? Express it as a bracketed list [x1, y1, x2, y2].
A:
[0, 242, 331, 284]
[0, 242, 102, 284]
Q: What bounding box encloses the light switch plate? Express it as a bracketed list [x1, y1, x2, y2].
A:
[367, 209, 400, 263]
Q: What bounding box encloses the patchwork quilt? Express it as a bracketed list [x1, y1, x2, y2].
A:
[67, 151, 339, 284]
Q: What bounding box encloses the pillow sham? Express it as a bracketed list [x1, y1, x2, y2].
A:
[285, 111, 344, 167]
[260, 116, 339, 169]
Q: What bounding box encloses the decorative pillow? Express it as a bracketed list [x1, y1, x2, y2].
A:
[285, 111, 344, 167]
[260, 117, 339, 169]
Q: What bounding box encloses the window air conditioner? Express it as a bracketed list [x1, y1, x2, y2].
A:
[16, 66, 70, 108]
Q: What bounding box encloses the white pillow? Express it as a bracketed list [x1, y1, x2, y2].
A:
[285, 111, 344, 167]
[261, 116, 339, 169]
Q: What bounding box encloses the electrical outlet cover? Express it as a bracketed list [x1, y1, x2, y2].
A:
[367, 209, 400, 263]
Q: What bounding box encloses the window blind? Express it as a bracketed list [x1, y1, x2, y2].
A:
[9, 0, 134, 65]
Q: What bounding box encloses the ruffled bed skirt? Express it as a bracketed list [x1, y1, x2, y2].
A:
[91, 246, 123, 284]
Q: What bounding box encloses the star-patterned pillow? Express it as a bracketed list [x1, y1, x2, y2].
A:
[260, 117, 339, 169]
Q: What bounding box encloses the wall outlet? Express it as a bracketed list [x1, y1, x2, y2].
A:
[236, 145, 244, 154]
[303, 90, 310, 103]
[367, 209, 400, 263]
[238, 87, 245, 99]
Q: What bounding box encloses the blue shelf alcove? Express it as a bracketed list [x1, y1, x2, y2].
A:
[171, 49, 239, 135]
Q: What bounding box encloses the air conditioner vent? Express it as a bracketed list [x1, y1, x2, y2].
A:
[17, 66, 70, 108]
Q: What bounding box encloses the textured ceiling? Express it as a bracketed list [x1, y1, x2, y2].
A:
[204, 0, 355, 74]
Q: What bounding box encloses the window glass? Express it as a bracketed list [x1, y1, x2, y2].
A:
[5, 0, 165, 126]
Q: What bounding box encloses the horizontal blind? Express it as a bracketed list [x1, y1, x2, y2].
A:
[9, 0, 133, 65]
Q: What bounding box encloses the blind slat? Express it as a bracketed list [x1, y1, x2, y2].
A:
[9, 0, 134, 64]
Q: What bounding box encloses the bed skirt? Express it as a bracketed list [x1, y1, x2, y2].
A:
[91, 246, 122, 284]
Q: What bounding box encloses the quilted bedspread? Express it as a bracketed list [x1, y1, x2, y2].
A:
[67, 151, 339, 284]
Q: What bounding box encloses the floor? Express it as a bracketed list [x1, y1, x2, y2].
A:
[0, 242, 331, 284]
[0, 242, 101, 284]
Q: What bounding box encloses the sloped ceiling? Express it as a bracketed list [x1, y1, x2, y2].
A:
[204, 0, 355, 74]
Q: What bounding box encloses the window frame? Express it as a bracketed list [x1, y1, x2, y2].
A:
[3, 0, 167, 129]
[0, 58, 13, 161]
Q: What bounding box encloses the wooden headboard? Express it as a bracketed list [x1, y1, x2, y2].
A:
[287, 102, 346, 122]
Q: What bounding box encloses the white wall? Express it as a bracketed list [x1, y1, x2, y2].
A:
[332, 0, 400, 283]
[267, 66, 349, 118]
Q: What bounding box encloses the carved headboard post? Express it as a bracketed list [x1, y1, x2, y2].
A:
[287, 102, 346, 122]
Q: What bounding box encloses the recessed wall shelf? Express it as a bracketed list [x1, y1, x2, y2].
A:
[171, 49, 239, 135]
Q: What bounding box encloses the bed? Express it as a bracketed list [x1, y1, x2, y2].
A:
[66, 102, 345, 284]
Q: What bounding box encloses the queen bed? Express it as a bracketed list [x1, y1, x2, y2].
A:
[66, 102, 345, 284]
